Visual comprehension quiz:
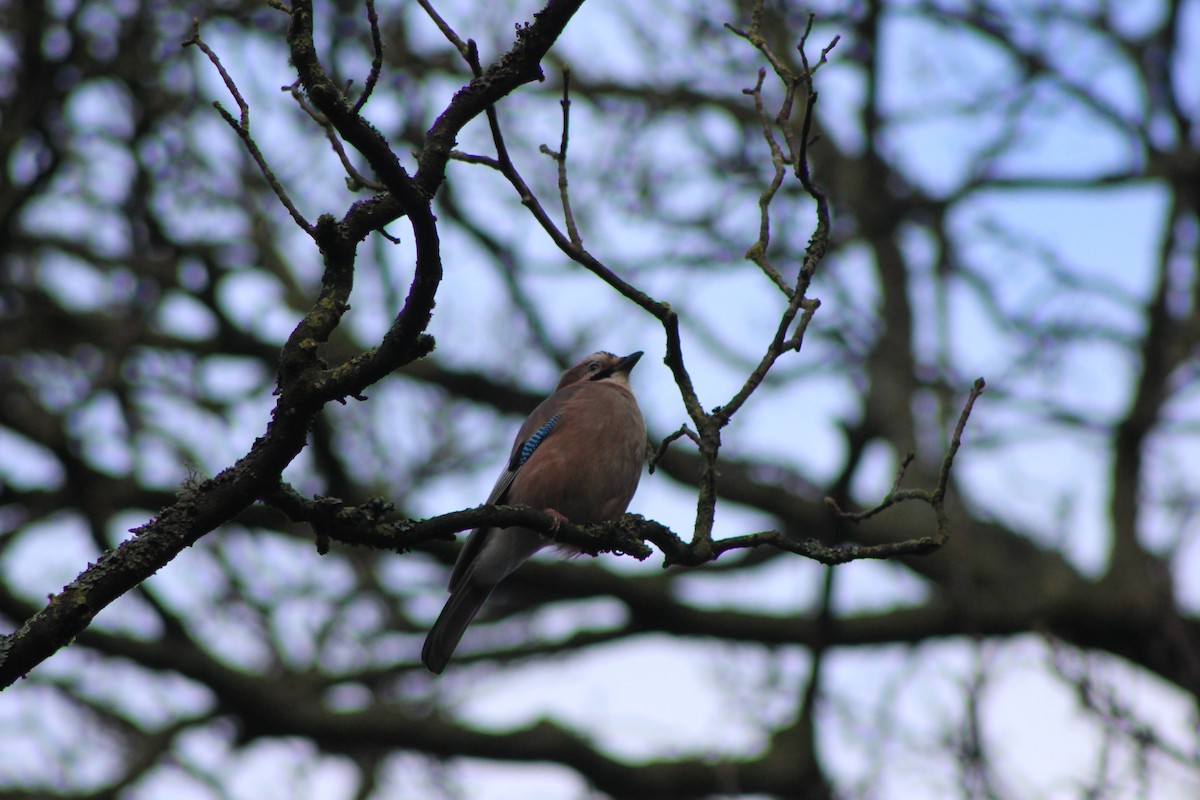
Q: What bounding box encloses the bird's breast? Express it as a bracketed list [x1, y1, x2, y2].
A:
[507, 383, 645, 524]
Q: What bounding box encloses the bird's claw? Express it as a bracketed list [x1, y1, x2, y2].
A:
[543, 508, 568, 532]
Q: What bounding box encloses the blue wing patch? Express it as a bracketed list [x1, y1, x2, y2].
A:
[517, 414, 561, 467]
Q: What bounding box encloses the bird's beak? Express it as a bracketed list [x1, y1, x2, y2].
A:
[615, 351, 643, 374]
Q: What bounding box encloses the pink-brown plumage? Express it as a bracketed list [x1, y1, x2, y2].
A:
[421, 351, 646, 673]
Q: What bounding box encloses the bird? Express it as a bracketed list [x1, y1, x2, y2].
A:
[421, 351, 647, 674]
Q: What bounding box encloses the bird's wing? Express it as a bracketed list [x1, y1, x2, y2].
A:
[447, 388, 579, 592]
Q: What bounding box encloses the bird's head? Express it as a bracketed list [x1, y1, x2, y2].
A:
[556, 351, 643, 390]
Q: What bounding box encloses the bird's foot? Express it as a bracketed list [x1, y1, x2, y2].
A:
[542, 508, 568, 532]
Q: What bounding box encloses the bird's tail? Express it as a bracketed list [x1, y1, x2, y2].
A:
[421, 580, 492, 674]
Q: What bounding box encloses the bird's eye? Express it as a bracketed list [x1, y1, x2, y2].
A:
[587, 362, 601, 372]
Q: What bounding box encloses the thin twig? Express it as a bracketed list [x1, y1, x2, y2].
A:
[447, 151, 498, 169]
[416, 0, 472, 59]
[537, 68, 582, 247]
[182, 19, 248, 128]
[826, 378, 985, 538]
[351, 0, 384, 113]
[183, 22, 316, 237]
[935, 377, 987, 500]
[648, 424, 701, 474]
[742, 67, 794, 297]
[283, 79, 384, 191]
[708, 7, 838, 428]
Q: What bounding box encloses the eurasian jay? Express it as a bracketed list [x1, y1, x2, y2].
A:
[422, 351, 646, 674]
